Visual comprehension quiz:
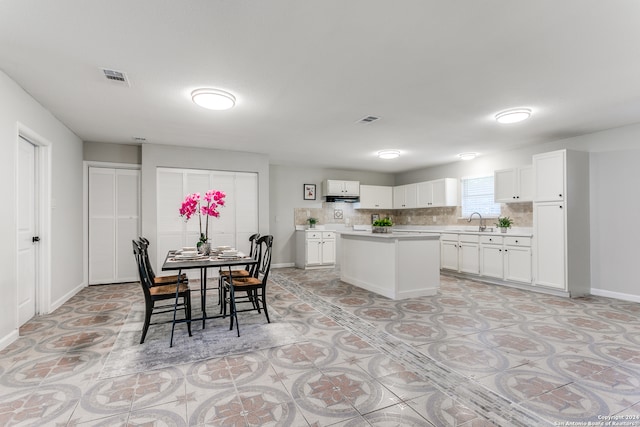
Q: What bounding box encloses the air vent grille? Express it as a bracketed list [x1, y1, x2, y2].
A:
[358, 115, 380, 124]
[101, 68, 130, 86]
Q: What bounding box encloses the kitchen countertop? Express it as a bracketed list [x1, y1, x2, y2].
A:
[386, 226, 533, 237]
[338, 230, 441, 240]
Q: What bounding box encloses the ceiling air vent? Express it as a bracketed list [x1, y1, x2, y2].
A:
[357, 115, 380, 124]
[100, 68, 130, 86]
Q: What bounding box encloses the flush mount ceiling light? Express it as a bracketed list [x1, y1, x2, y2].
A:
[191, 88, 236, 110]
[457, 152, 478, 161]
[377, 150, 400, 159]
[495, 108, 532, 124]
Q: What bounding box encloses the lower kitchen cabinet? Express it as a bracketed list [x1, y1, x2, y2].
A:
[480, 236, 532, 284]
[443, 232, 533, 287]
[440, 234, 479, 274]
[296, 230, 336, 269]
[440, 234, 459, 270]
[458, 235, 480, 274]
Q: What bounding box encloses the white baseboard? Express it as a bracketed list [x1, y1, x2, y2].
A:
[590, 287, 640, 303]
[272, 263, 295, 269]
[49, 282, 86, 313]
[0, 329, 19, 351]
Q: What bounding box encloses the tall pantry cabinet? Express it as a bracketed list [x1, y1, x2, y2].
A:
[532, 149, 590, 296]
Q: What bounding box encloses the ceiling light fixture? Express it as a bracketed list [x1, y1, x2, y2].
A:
[457, 152, 478, 161]
[495, 108, 531, 124]
[377, 150, 400, 159]
[191, 88, 236, 110]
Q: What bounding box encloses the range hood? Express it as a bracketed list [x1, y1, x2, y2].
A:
[325, 195, 360, 203]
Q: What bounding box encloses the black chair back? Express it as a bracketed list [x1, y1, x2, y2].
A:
[138, 237, 158, 282]
[254, 235, 274, 284]
[132, 239, 153, 297]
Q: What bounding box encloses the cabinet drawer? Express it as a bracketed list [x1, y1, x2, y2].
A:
[504, 236, 531, 247]
[322, 232, 336, 239]
[480, 235, 503, 245]
[459, 234, 479, 243]
[440, 233, 458, 241]
[306, 231, 323, 239]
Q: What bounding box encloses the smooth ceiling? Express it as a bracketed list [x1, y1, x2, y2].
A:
[1, 0, 639, 173]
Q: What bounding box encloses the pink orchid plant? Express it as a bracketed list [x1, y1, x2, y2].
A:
[179, 190, 226, 246]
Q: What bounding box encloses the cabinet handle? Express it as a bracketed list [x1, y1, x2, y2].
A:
[512, 196, 516, 199]
[559, 194, 562, 197]
[515, 240, 519, 243]
[504, 249, 508, 252]
[489, 238, 492, 242]
[559, 205, 563, 209]
[516, 196, 520, 199]
[499, 249, 502, 252]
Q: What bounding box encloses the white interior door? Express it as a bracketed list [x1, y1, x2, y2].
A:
[89, 167, 139, 284]
[17, 137, 37, 325]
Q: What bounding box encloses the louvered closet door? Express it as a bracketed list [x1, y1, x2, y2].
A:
[156, 168, 259, 275]
[89, 167, 140, 284]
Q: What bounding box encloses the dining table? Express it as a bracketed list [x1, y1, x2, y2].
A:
[161, 250, 258, 347]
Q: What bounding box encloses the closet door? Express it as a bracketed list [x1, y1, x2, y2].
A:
[89, 167, 140, 284]
[235, 173, 259, 254]
[156, 168, 259, 273]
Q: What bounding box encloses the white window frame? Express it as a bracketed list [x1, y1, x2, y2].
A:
[460, 174, 501, 219]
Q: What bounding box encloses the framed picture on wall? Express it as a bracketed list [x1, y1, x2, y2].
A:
[304, 184, 316, 200]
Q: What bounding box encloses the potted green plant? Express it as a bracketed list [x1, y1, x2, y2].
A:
[495, 216, 514, 233]
[372, 217, 393, 233]
[307, 217, 318, 229]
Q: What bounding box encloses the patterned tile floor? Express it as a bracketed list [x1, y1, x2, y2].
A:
[1, 268, 640, 426]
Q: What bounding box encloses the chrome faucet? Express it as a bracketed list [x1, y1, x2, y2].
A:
[468, 212, 486, 231]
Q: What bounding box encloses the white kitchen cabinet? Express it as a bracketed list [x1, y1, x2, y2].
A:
[458, 235, 480, 274]
[440, 233, 479, 274]
[504, 237, 532, 284]
[480, 235, 532, 283]
[440, 234, 459, 270]
[533, 202, 566, 289]
[393, 183, 417, 209]
[417, 178, 458, 207]
[480, 236, 504, 279]
[296, 230, 336, 269]
[533, 151, 565, 202]
[532, 149, 589, 296]
[494, 166, 533, 203]
[323, 180, 360, 196]
[358, 185, 393, 209]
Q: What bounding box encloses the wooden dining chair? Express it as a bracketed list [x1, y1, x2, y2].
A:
[138, 237, 188, 286]
[222, 235, 273, 337]
[132, 239, 192, 345]
[218, 233, 260, 312]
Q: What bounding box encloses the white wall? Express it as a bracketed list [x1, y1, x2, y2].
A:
[0, 71, 83, 346]
[141, 144, 270, 270]
[269, 165, 394, 265]
[589, 149, 640, 300]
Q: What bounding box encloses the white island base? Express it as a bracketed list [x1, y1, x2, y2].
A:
[339, 231, 440, 300]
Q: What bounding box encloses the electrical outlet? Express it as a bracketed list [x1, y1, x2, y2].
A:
[407, 216, 411, 222]
[306, 210, 310, 218]
[432, 216, 437, 222]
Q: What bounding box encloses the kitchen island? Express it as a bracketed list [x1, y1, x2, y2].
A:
[339, 231, 440, 300]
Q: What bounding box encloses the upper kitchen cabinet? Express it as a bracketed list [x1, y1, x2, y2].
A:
[417, 178, 458, 207]
[322, 179, 360, 196]
[533, 152, 565, 202]
[358, 185, 393, 209]
[494, 166, 533, 203]
[393, 183, 417, 209]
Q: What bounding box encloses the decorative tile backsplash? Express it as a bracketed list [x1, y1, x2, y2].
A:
[294, 202, 533, 228]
